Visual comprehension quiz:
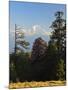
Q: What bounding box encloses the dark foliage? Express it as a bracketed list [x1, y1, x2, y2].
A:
[10, 11, 66, 82]
[31, 37, 47, 62]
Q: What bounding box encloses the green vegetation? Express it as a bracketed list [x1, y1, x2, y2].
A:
[9, 11, 66, 88]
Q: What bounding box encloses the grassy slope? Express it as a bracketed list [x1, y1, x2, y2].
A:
[9, 81, 66, 89]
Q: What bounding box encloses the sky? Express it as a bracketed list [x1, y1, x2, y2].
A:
[9, 1, 66, 53]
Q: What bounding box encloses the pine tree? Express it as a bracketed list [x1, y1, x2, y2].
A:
[46, 11, 66, 80]
[50, 11, 66, 59]
[15, 24, 29, 54]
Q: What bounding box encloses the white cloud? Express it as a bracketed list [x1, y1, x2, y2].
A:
[10, 24, 51, 36]
[30, 25, 51, 36]
[32, 25, 41, 32]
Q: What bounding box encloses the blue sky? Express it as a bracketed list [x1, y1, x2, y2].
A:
[9, 1, 66, 53]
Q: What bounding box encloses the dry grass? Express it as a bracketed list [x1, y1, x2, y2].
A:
[9, 81, 66, 89]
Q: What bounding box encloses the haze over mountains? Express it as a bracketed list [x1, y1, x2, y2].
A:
[9, 24, 51, 53]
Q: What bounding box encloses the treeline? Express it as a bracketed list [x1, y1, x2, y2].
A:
[10, 11, 66, 82]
